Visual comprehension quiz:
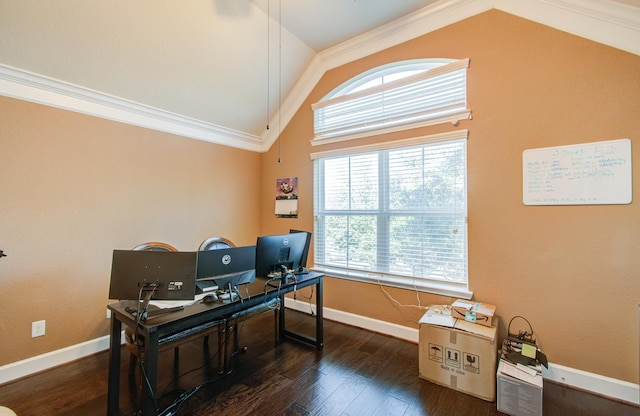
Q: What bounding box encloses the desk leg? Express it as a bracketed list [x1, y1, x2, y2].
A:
[277, 278, 323, 349]
[315, 278, 323, 349]
[107, 315, 122, 416]
[274, 307, 278, 345]
[277, 293, 285, 344]
[140, 331, 159, 416]
[217, 323, 225, 374]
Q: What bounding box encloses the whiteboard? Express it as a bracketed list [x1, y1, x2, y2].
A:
[523, 139, 632, 205]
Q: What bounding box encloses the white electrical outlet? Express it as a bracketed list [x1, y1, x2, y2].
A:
[106, 308, 112, 319]
[32, 320, 46, 338]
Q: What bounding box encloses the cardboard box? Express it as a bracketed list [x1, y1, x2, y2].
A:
[497, 360, 543, 416]
[419, 316, 498, 401]
[451, 299, 496, 327]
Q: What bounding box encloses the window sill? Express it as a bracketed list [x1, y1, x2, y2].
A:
[312, 265, 473, 300]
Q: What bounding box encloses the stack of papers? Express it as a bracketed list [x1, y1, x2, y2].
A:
[419, 305, 496, 340]
[498, 359, 543, 387]
[418, 305, 456, 327]
[149, 293, 207, 309]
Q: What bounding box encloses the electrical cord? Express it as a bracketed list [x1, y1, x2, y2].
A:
[377, 279, 429, 312]
[508, 315, 535, 342]
[156, 291, 282, 415]
[132, 284, 162, 415]
[157, 384, 202, 416]
[156, 323, 238, 415]
[158, 326, 227, 397]
[292, 285, 315, 316]
[138, 361, 160, 413]
[139, 275, 295, 415]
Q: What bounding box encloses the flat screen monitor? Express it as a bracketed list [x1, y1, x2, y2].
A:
[255, 232, 308, 278]
[289, 229, 312, 268]
[108, 250, 197, 301]
[195, 246, 256, 293]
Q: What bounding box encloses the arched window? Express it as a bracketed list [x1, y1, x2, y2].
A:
[312, 58, 470, 144]
[312, 58, 471, 297]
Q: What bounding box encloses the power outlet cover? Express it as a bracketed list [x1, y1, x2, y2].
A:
[32, 320, 46, 338]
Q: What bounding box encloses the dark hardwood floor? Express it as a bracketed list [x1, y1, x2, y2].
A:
[0, 310, 637, 416]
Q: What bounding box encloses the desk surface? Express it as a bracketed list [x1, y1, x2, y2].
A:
[108, 272, 321, 334]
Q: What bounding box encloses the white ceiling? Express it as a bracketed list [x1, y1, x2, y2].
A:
[0, 0, 639, 152]
[248, 0, 439, 51]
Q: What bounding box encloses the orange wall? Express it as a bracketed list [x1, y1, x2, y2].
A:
[0, 97, 261, 365]
[259, 10, 640, 383]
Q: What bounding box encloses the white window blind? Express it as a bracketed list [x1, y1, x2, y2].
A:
[313, 132, 468, 293]
[312, 59, 470, 142]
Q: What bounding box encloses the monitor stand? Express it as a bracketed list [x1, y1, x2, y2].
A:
[123, 283, 184, 321]
[217, 282, 241, 303]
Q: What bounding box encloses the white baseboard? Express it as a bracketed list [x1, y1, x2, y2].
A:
[285, 298, 640, 405]
[541, 362, 639, 405]
[0, 335, 110, 385]
[2, 303, 638, 406]
[0, 332, 125, 386]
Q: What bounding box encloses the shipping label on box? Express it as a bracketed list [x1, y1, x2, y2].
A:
[419, 319, 498, 401]
[451, 299, 496, 327]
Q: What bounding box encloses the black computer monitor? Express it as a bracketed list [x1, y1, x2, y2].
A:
[255, 232, 309, 278]
[108, 250, 197, 301]
[289, 229, 312, 268]
[195, 246, 256, 293]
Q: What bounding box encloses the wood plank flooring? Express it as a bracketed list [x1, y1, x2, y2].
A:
[0, 310, 637, 416]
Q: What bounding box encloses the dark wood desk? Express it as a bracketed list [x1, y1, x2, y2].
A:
[107, 272, 323, 416]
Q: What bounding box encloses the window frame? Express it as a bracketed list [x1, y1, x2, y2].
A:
[311, 130, 472, 299]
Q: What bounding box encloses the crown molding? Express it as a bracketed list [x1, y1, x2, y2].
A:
[260, 54, 326, 151]
[495, 0, 640, 56]
[1, 0, 638, 153]
[319, 0, 494, 72]
[0, 64, 264, 152]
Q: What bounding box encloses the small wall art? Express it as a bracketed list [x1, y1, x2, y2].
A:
[275, 177, 298, 218]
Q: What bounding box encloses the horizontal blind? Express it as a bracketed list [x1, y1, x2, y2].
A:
[313, 59, 469, 141]
[314, 138, 467, 285]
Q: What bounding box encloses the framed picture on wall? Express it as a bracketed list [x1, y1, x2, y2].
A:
[275, 177, 298, 218]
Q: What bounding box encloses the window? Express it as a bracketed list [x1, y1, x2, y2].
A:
[311, 58, 471, 297]
[312, 131, 469, 296]
[312, 58, 470, 144]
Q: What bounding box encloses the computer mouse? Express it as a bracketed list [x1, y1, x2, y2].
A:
[202, 293, 218, 303]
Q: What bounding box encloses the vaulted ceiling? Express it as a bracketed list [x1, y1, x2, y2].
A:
[1, 0, 638, 152]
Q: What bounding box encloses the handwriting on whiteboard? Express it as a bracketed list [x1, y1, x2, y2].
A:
[523, 139, 632, 205]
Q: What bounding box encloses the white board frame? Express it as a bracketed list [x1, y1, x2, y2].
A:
[523, 139, 632, 205]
